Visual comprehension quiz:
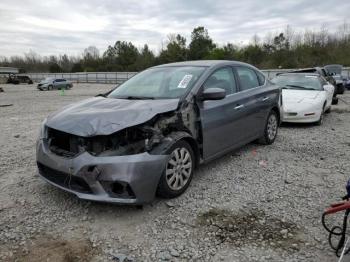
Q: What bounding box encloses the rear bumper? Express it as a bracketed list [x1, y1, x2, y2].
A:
[36, 139, 168, 204]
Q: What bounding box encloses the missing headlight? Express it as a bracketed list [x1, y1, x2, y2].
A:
[47, 126, 153, 157]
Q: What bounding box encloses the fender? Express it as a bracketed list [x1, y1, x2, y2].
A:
[150, 131, 200, 167]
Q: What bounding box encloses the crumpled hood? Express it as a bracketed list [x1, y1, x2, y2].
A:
[46, 97, 180, 137]
[282, 89, 322, 103]
[282, 90, 324, 112]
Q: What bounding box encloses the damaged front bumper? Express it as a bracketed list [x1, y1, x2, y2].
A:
[36, 139, 168, 204]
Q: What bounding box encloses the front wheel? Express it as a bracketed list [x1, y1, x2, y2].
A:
[259, 110, 278, 145]
[157, 140, 195, 198]
[316, 106, 325, 126]
[332, 97, 338, 105]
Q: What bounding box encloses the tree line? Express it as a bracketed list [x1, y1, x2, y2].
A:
[0, 24, 349, 73]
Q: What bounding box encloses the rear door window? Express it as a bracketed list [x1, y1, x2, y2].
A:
[235, 66, 260, 91]
[256, 71, 266, 86]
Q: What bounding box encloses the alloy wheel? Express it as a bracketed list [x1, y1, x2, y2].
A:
[165, 147, 193, 191]
[267, 114, 278, 141]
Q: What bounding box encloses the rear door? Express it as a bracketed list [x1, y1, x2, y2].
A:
[233, 66, 275, 139]
[53, 79, 60, 89]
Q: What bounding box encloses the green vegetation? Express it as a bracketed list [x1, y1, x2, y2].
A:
[1, 24, 349, 73]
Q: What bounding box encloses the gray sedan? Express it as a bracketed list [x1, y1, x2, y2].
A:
[36, 60, 281, 205]
[37, 78, 73, 91]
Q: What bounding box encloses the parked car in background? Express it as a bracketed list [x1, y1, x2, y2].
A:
[37, 78, 73, 91]
[288, 67, 339, 105]
[7, 74, 33, 84]
[344, 76, 350, 90]
[272, 73, 334, 125]
[324, 64, 345, 94]
[36, 60, 281, 204]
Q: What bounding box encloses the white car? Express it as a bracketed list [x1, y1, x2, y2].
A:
[272, 73, 334, 125]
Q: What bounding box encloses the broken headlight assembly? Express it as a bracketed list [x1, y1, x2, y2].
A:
[38, 118, 48, 140]
[47, 126, 159, 157]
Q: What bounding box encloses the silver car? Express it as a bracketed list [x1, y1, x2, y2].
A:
[36, 61, 281, 205]
[37, 78, 73, 91]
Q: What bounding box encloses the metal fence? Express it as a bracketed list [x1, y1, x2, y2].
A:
[22, 72, 138, 84]
[19, 67, 350, 84]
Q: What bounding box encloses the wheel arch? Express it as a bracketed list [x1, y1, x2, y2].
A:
[271, 106, 281, 125]
[150, 131, 200, 168]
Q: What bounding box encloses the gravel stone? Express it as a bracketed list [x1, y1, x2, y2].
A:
[0, 84, 349, 261]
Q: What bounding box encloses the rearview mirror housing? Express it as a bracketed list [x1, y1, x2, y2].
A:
[200, 87, 226, 101]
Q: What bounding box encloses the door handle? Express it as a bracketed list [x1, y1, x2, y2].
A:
[262, 97, 269, 101]
[234, 104, 244, 110]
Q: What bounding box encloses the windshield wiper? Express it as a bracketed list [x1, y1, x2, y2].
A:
[285, 85, 316, 90]
[117, 96, 155, 100]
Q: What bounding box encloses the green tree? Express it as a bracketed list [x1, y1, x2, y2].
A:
[207, 43, 238, 60]
[114, 41, 139, 70]
[71, 63, 83, 72]
[240, 45, 265, 67]
[49, 63, 63, 73]
[159, 34, 187, 63]
[136, 44, 155, 70]
[188, 26, 216, 60]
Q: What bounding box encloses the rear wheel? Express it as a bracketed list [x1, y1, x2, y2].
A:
[332, 97, 338, 105]
[259, 110, 278, 145]
[157, 140, 194, 198]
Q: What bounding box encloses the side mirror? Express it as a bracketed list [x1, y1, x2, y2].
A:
[201, 87, 226, 101]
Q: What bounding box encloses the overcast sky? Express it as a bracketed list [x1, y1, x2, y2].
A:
[0, 0, 349, 57]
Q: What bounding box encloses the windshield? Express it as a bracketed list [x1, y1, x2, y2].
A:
[272, 74, 323, 90]
[108, 66, 206, 99]
[324, 65, 342, 75]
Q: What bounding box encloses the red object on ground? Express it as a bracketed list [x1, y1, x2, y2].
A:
[324, 201, 350, 215]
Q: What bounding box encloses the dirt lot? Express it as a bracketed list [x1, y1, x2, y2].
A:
[0, 83, 350, 262]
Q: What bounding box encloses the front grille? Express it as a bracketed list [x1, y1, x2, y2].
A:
[37, 162, 92, 194]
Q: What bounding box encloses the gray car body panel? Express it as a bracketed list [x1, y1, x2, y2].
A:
[37, 139, 167, 204]
[45, 97, 180, 136]
[36, 60, 281, 204]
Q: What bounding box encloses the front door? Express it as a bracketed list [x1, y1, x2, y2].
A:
[198, 67, 250, 160]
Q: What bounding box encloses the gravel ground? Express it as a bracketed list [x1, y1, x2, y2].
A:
[0, 83, 349, 262]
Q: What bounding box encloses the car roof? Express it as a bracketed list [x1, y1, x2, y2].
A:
[152, 60, 256, 68]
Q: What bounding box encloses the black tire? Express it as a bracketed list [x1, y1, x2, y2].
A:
[332, 97, 338, 105]
[316, 105, 325, 126]
[338, 85, 345, 95]
[157, 140, 195, 198]
[259, 110, 278, 145]
[325, 106, 331, 114]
